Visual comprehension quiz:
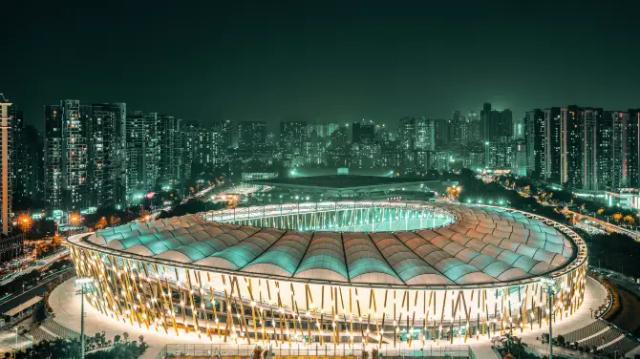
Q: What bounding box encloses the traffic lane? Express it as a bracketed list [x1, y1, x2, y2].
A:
[0, 269, 73, 313]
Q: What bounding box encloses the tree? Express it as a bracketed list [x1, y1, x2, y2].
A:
[16, 332, 147, 359]
[557, 335, 565, 347]
[94, 217, 108, 230]
[33, 301, 48, 323]
[446, 186, 461, 200]
[612, 213, 623, 223]
[623, 215, 636, 226]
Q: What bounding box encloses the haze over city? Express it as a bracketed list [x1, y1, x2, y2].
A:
[2, 0, 640, 128]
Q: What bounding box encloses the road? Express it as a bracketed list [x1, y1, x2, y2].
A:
[561, 208, 640, 241]
[0, 267, 74, 314]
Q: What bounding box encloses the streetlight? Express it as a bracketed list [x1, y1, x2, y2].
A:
[16, 213, 33, 234]
[69, 212, 82, 227]
[76, 277, 94, 359]
[540, 277, 557, 359]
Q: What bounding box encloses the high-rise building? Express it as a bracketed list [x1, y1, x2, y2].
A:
[628, 110, 640, 188]
[542, 108, 562, 183]
[483, 141, 514, 169]
[325, 126, 350, 167]
[559, 107, 581, 188]
[558, 106, 605, 190]
[400, 117, 435, 150]
[610, 110, 640, 188]
[44, 100, 89, 210]
[11, 110, 44, 209]
[212, 120, 232, 160]
[350, 142, 382, 169]
[467, 111, 481, 144]
[238, 121, 267, 157]
[0, 94, 12, 234]
[433, 119, 450, 149]
[307, 123, 338, 139]
[480, 103, 513, 142]
[87, 103, 126, 208]
[351, 119, 375, 144]
[158, 114, 185, 190]
[524, 109, 545, 179]
[302, 139, 326, 167]
[525, 108, 563, 182]
[450, 111, 469, 146]
[526, 105, 640, 190]
[280, 121, 307, 166]
[399, 116, 435, 173]
[512, 139, 528, 177]
[188, 123, 227, 175]
[45, 100, 127, 210]
[126, 111, 160, 201]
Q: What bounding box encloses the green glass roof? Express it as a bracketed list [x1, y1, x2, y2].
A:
[87, 203, 576, 287]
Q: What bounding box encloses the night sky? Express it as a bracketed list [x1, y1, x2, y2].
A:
[3, 0, 640, 129]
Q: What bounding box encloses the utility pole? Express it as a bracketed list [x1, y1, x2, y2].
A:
[548, 285, 553, 359]
[76, 277, 94, 359]
[81, 283, 85, 359]
[540, 277, 555, 359]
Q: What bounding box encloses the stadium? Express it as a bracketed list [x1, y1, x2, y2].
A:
[66, 201, 587, 347]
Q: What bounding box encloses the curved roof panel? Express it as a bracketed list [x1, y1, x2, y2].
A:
[84, 202, 578, 288]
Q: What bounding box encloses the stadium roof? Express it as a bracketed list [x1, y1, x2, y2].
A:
[85, 203, 576, 288]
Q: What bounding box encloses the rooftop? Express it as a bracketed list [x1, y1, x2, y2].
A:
[78, 202, 580, 288]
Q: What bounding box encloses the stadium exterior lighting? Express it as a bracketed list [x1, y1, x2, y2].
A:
[65, 201, 587, 347]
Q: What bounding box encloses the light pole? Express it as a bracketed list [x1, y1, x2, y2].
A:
[540, 277, 556, 359]
[76, 277, 94, 359]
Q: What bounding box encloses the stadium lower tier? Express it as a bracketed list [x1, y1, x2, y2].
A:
[67, 202, 587, 345]
[69, 245, 586, 344]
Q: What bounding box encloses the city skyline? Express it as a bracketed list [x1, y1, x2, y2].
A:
[3, 0, 640, 129]
[4, 3, 640, 358]
[3, 94, 637, 216]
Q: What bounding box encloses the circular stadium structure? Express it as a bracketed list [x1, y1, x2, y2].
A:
[67, 201, 587, 346]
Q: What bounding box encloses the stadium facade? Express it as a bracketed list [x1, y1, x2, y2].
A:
[67, 201, 587, 346]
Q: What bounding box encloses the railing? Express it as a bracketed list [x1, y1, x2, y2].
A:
[156, 343, 475, 358]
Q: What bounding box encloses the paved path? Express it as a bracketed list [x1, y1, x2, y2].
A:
[515, 276, 610, 357]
